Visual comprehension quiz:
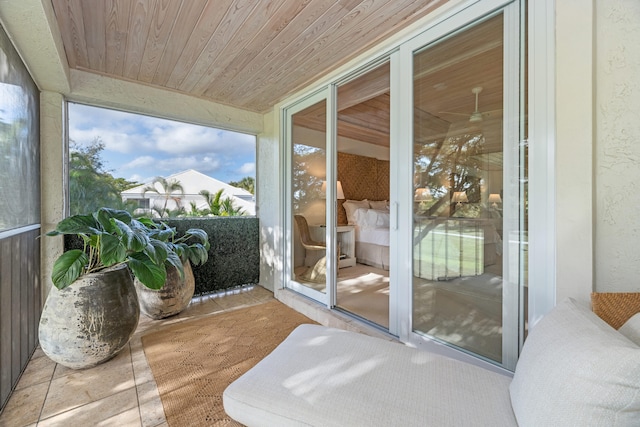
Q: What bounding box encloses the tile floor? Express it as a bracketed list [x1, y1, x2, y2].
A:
[0, 285, 274, 427]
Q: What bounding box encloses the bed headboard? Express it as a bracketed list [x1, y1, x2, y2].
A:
[591, 292, 640, 329]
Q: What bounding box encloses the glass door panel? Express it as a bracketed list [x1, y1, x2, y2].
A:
[289, 99, 328, 296]
[411, 13, 511, 364]
[335, 61, 391, 330]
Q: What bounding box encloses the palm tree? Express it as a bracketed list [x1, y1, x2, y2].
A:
[199, 189, 224, 216]
[228, 176, 255, 195]
[199, 189, 245, 216]
[182, 201, 203, 217]
[220, 197, 245, 216]
[143, 177, 184, 218]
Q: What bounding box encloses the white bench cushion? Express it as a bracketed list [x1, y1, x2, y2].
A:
[510, 298, 640, 427]
[619, 313, 640, 346]
[224, 324, 516, 427]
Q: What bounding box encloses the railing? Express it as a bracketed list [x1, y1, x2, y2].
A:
[66, 217, 260, 296]
[0, 226, 41, 411]
[413, 217, 501, 281]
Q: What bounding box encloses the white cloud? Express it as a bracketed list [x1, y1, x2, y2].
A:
[152, 124, 255, 158]
[127, 174, 147, 183]
[154, 156, 222, 174]
[69, 102, 256, 183]
[122, 156, 156, 170]
[238, 162, 255, 174]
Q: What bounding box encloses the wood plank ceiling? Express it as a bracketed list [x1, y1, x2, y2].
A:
[50, 0, 449, 114]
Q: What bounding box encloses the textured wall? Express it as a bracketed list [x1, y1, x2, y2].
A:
[337, 152, 390, 225]
[40, 91, 65, 299]
[595, 1, 640, 291]
[257, 111, 279, 291]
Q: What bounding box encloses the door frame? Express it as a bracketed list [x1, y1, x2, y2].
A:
[396, 0, 520, 371]
[281, 0, 538, 373]
[283, 88, 332, 306]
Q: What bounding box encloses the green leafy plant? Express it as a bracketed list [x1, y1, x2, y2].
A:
[161, 225, 210, 268]
[47, 207, 209, 290]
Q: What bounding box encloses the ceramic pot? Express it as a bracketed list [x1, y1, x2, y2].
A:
[38, 264, 140, 369]
[135, 260, 195, 319]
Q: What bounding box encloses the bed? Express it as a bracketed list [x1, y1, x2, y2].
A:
[342, 199, 503, 278]
[342, 200, 390, 270]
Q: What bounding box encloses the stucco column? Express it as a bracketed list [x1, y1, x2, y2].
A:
[257, 110, 281, 292]
[40, 91, 66, 302]
[555, 1, 595, 305]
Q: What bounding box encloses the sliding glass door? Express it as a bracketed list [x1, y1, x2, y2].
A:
[400, 1, 523, 369]
[334, 61, 392, 330]
[284, 0, 525, 370]
[285, 90, 340, 305]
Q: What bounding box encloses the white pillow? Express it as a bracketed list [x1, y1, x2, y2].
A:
[368, 209, 390, 228]
[353, 208, 390, 229]
[509, 298, 640, 427]
[369, 200, 388, 210]
[619, 313, 640, 346]
[352, 208, 369, 227]
[342, 199, 369, 224]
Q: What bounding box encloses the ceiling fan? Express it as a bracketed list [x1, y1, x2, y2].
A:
[439, 86, 500, 123]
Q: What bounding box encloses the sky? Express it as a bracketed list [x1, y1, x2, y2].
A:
[68, 102, 256, 185]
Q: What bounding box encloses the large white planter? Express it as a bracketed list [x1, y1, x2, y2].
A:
[135, 260, 195, 319]
[38, 264, 140, 369]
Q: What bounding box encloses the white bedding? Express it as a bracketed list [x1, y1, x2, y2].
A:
[351, 205, 503, 276]
[353, 207, 391, 246]
[355, 226, 390, 246]
[352, 207, 391, 270]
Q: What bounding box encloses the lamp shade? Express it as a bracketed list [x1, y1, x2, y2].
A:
[321, 181, 345, 199]
[488, 193, 502, 203]
[414, 187, 432, 201]
[488, 193, 502, 208]
[452, 191, 468, 203]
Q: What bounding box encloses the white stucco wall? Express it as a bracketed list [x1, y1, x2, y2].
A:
[40, 91, 66, 300]
[257, 111, 281, 292]
[554, 2, 595, 305]
[594, 0, 640, 292]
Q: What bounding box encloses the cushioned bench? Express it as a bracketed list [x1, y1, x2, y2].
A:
[224, 297, 640, 427]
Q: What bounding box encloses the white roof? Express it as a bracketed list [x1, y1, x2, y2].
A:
[122, 169, 255, 215]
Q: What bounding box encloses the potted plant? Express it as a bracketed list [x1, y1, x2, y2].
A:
[39, 207, 186, 369]
[134, 224, 210, 319]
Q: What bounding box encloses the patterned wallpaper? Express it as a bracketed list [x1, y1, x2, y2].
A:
[337, 152, 389, 224]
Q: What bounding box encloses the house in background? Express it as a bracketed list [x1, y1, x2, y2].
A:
[121, 169, 255, 216]
[0, 0, 639, 411]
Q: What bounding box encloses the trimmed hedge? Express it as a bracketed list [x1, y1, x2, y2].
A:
[162, 217, 259, 295]
[65, 216, 260, 295]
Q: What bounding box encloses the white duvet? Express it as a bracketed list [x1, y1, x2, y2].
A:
[353, 208, 390, 246]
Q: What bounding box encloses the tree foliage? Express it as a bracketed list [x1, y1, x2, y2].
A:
[199, 189, 245, 216]
[143, 177, 185, 218]
[228, 176, 255, 194]
[69, 138, 139, 215]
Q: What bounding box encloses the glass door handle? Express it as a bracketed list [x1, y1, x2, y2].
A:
[392, 202, 399, 230]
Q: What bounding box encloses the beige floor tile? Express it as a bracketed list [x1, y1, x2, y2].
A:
[1, 285, 277, 426]
[14, 355, 56, 390]
[212, 293, 258, 309]
[130, 342, 157, 388]
[0, 381, 49, 427]
[176, 299, 224, 318]
[41, 349, 135, 419]
[31, 347, 46, 360]
[135, 380, 161, 405]
[247, 286, 274, 302]
[138, 393, 166, 427]
[52, 344, 132, 380]
[37, 388, 140, 427]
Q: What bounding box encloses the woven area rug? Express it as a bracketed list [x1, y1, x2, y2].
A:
[141, 300, 315, 426]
